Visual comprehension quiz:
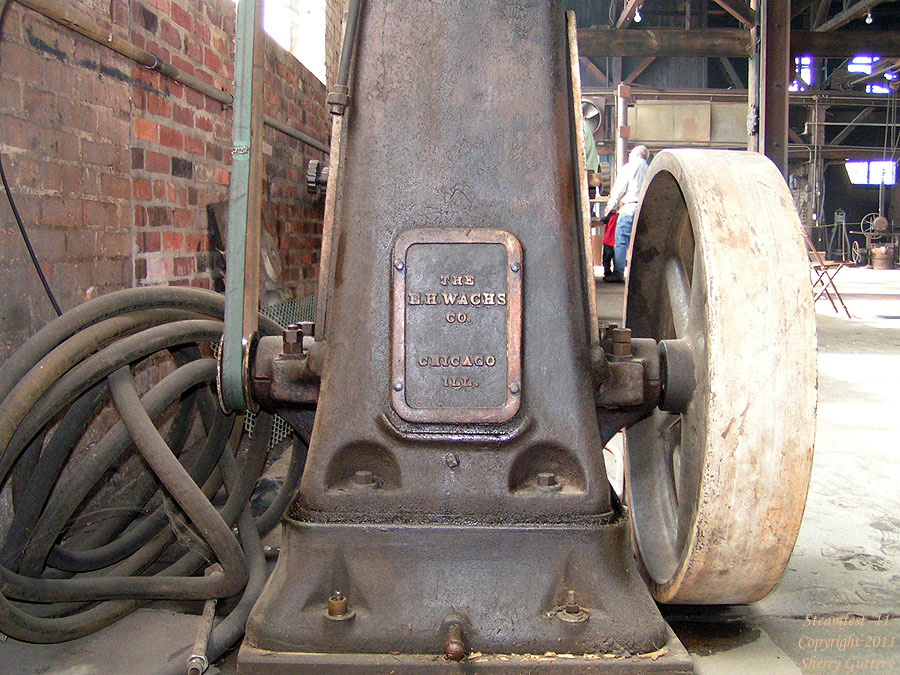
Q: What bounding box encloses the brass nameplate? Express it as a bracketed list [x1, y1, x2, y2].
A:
[391, 229, 522, 424]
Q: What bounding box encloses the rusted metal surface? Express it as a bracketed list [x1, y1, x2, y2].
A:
[567, 12, 601, 350]
[241, 519, 681, 667]
[391, 229, 522, 424]
[249, 335, 319, 407]
[240, 626, 693, 673]
[241, 0, 682, 667]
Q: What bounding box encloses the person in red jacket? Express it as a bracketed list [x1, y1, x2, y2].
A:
[601, 210, 619, 282]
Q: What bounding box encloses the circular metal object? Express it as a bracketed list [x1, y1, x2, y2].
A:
[306, 159, 329, 197]
[623, 150, 816, 604]
[581, 100, 602, 135]
[241, 332, 260, 414]
[851, 239, 866, 266]
[325, 591, 356, 621]
[860, 212, 880, 234]
[554, 590, 590, 623]
[657, 339, 695, 414]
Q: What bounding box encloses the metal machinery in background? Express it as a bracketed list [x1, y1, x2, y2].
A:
[0, 0, 817, 672]
[232, 0, 816, 671]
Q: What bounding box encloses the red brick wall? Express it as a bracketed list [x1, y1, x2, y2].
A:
[263, 38, 329, 297]
[0, 0, 328, 363]
[129, 0, 236, 290]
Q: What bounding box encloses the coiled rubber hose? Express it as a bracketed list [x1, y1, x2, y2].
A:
[0, 286, 308, 666]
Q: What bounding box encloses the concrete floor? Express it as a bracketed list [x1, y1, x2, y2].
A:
[3, 267, 899, 673]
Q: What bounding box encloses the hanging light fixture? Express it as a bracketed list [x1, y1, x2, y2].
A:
[634, 7, 642, 23]
[865, 9, 873, 24]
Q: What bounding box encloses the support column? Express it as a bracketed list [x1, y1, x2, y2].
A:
[616, 83, 630, 173]
[747, 0, 759, 152]
[760, 0, 790, 175]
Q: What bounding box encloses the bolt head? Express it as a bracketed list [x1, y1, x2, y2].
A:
[327, 591, 349, 617]
[393, 379, 404, 392]
[444, 640, 467, 662]
[610, 327, 632, 342]
[444, 453, 460, 468]
[509, 382, 520, 395]
[352, 470, 375, 486]
[537, 472, 557, 487]
[283, 324, 303, 355]
[564, 590, 580, 613]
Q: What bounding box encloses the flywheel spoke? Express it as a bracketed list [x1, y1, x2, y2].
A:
[664, 257, 691, 338]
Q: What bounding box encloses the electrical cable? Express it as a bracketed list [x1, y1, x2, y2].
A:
[0, 0, 62, 316]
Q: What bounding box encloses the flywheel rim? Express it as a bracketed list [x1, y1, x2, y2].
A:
[623, 149, 817, 605]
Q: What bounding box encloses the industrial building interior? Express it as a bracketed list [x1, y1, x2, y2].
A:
[0, 0, 898, 673]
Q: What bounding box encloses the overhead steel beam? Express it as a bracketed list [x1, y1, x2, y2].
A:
[849, 57, 900, 84]
[815, 0, 894, 32]
[719, 56, 745, 87]
[580, 56, 609, 85]
[829, 106, 875, 145]
[792, 0, 814, 19]
[711, 0, 757, 28]
[790, 144, 896, 159]
[811, 0, 831, 28]
[792, 30, 900, 55]
[616, 0, 643, 29]
[624, 56, 656, 84]
[576, 28, 900, 59]
[578, 28, 751, 57]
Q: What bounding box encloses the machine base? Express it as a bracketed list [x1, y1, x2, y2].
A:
[239, 511, 688, 672]
[238, 626, 692, 673]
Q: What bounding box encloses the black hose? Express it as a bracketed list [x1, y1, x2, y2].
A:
[1, 319, 226, 480]
[45, 404, 233, 574]
[17, 359, 219, 577]
[0, 369, 249, 602]
[0, 311, 210, 477]
[254, 423, 310, 537]
[0, 287, 294, 646]
[47, 345, 209, 565]
[1, 381, 108, 569]
[155, 436, 270, 675]
[0, 287, 279, 403]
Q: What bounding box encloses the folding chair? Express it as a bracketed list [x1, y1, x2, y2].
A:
[802, 228, 852, 319]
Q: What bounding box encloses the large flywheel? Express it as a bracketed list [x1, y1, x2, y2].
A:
[623, 149, 817, 604]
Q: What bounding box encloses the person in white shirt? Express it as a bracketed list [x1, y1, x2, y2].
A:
[603, 145, 649, 282]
